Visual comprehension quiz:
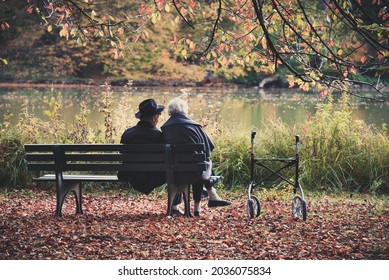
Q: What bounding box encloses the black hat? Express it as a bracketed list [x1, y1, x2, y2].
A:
[135, 99, 164, 119]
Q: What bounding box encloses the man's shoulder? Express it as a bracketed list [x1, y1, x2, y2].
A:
[121, 124, 163, 144]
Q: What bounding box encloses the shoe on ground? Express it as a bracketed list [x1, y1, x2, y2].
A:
[208, 200, 231, 208]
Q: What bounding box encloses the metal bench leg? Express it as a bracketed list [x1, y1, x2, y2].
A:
[166, 183, 176, 217]
[167, 183, 192, 217]
[73, 182, 83, 215]
[56, 181, 83, 217]
[182, 185, 192, 218]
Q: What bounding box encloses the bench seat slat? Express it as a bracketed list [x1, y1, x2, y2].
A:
[33, 174, 119, 182]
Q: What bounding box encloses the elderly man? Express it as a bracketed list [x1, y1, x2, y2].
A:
[118, 99, 182, 215]
[161, 97, 231, 216]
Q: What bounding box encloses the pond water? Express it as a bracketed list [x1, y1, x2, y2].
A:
[0, 85, 388, 132]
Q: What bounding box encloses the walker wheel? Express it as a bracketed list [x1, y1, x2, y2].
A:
[292, 195, 307, 221]
[247, 195, 261, 218]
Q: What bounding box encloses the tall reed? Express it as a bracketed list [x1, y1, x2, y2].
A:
[301, 93, 388, 193]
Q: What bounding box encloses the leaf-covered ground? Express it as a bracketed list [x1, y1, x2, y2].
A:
[0, 188, 388, 260]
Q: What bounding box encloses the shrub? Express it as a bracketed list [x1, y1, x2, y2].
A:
[0, 129, 30, 188]
[300, 93, 389, 193]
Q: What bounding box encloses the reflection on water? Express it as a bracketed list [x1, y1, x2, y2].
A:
[0, 86, 388, 131]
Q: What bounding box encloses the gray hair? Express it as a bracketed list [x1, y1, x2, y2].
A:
[167, 97, 189, 116]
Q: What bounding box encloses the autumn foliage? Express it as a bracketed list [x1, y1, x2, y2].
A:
[17, 0, 388, 99]
[1, 188, 387, 260]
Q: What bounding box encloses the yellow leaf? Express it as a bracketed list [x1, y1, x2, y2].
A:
[91, 10, 97, 20]
[47, 25, 52, 32]
[189, 41, 195, 51]
[337, 49, 343, 56]
[261, 38, 267, 50]
[165, 4, 171, 12]
[70, 28, 78, 36]
[181, 49, 187, 57]
[309, 71, 316, 79]
[287, 75, 295, 88]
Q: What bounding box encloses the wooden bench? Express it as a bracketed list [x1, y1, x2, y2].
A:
[24, 143, 207, 217]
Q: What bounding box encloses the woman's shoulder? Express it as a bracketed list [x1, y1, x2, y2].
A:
[162, 114, 201, 127]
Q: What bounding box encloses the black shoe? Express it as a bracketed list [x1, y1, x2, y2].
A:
[208, 200, 231, 208]
[194, 210, 201, 216]
[171, 208, 184, 216]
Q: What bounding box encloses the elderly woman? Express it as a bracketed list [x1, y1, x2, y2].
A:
[161, 97, 231, 216]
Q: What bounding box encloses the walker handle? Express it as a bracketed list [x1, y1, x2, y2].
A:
[295, 134, 300, 154]
[251, 130, 256, 145]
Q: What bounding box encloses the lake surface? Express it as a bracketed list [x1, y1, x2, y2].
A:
[0, 85, 388, 132]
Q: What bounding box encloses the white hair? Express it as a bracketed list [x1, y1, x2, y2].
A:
[167, 97, 188, 116]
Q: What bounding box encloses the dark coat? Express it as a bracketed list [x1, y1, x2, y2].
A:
[120, 120, 164, 144]
[161, 113, 214, 185]
[118, 120, 166, 194]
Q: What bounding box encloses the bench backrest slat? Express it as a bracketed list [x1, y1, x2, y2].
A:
[26, 153, 168, 162]
[25, 144, 167, 153]
[175, 153, 206, 162]
[25, 153, 55, 162]
[64, 153, 166, 162]
[27, 163, 56, 171]
[174, 144, 205, 153]
[25, 143, 207, 173]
